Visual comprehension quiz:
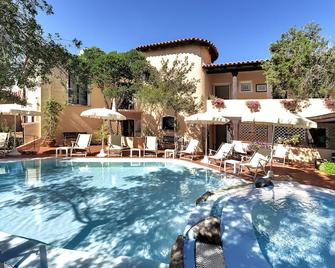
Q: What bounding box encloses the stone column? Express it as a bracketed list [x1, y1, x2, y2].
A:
[232, 71, 238, 99]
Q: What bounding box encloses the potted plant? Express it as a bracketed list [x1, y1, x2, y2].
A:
[245, 100, 261, 112]
[43, 99, 63, 147]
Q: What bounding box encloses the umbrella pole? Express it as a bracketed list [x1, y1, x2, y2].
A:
[201, 124, 209, 164]
[97, 119, 107, 158]
[8, 114, 21, 156]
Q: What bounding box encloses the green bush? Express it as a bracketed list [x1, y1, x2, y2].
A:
[91, 123, 109, 145]
[277, 134, 302, 146]
[319, 162, 335, 175]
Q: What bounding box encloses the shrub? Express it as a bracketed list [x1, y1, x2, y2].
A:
[277, 134, 302, 146]
[319, 162, 335, 175]
[91, 123, 109, 145]
[43, 99, 63, 141]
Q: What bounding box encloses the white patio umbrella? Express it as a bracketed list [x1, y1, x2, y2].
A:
[80, 99, 126, 157]
[241, 110, 317, 177]
[185, 112, 229, 164]
[0, 104, 41, 156]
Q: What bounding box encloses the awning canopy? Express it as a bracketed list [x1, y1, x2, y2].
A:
[185, 112, 229, 125]
[241, 111, 317, 129]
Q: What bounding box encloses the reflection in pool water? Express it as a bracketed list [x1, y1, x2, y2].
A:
[252, 189, 335, 267]
[0, 158, 245, 264]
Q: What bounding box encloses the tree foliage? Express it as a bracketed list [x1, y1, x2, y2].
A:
[43, 98, 63, 140]
[0, 89, 27, 105]
[0, 0, 79, 99]
[137, 57, 200, 118]
[79, 48, 156, 109]
[263, 23, 335, 100]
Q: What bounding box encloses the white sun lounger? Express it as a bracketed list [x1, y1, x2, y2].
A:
[70, 134, 92, 157]
[208, 143, 234, 170]
[239, 148, 271, 179]
[273, 144, 289, 165]
[107, 135, 128, 157]
[179, 139, 199, 161]
[143, 136, 158, 157]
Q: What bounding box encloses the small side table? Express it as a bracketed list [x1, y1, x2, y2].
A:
[130, 148, 141, 157]
[56, 147, 72, 157]
[224, 159, 240, 174]
[164, 149, 175, 159]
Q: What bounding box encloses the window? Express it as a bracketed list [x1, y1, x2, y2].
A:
[68, 73, 88, 105]
[240, 81, 252, 92]
[256, 84, 267, 92]
[162, 116, 175, 131]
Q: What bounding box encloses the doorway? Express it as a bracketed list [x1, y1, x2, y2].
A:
[215, 125, 227, 149]
[214, 84, 230, 99]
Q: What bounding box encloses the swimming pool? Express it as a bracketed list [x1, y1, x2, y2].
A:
[0, 158, 246, 265]
[215, 182, 335, 268]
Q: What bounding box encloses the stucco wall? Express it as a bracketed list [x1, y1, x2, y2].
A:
[207, 70, 268, 99]
[139, 44, 212, 148]
[41, 70, 109, 144]
[143, 45, 211, 109]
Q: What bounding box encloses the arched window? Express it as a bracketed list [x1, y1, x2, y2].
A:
[162, 116, 175, 131]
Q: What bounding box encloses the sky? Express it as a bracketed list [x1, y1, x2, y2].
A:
[37, 0, 335, 63]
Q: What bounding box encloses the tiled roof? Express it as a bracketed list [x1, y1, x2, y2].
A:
[203, 60, 266, 73]
[203, 59, 265, 68]
[136, 37, 219, 63]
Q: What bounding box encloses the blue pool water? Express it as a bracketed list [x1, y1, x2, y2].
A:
[252, 187, 335, 268]
[0, 158, 244, 264]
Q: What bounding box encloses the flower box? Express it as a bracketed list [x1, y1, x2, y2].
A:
[324, 98, 335, 111]
[211, 98, 225, 108]
[280, 99, 299, 113]
[246, 100, 261, 112]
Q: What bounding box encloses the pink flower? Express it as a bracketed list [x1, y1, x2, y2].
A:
[211, 98, 225, 108]
[324, 98, 335, 110]
[246, 100, 261, 112]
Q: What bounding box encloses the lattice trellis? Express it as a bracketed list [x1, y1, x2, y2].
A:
[239, 123, 269, 142]
[273, 127, 306, 144]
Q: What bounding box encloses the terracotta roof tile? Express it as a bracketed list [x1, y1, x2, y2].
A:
[203, 59, 265, 68]
[136, 37, 219, 63]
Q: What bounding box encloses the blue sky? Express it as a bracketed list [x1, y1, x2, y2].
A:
[38, 0, 335, 63]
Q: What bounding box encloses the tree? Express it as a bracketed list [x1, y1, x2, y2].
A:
[137, 57, 200, 131]
[79, 48, 155, 109]
[263, 23, 335, 100]
[0, 0, 80, 101]
[78, 48, 156, 133]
